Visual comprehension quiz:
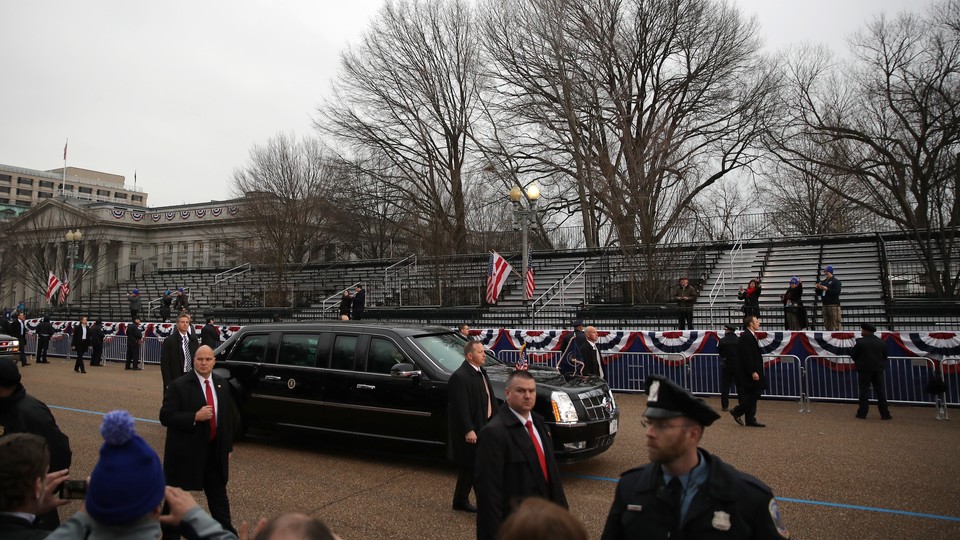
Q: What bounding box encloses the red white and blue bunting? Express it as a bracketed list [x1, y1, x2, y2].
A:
[111, 207, 240, 222]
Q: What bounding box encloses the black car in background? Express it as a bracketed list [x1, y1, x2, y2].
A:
[213, 322, 618, 460]
[0, 332, 20, 363]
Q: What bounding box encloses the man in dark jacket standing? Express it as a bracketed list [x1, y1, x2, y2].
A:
[730, 315, 766, 427]
[475, 370, 567, 540]
[35, 316, 55, 364]
[161, 314, 199, 390]
[201, 318, 221, 350]
[0, 359, 72, 530]
[10, 312, 29, 367]
[601, 375, 789, 540]
[447, 340, 495, 513]
[159, 345, 235, 538]
[70, 316, 89, 374]
[89, 319, 105, 367]
[352, 284, 366, 320]
[717, 324, 740, 411]
[851, 323, 892, 420]
[815, 265, 842, 330]
[674, 277, 698, 330]
[578, 325, 604, 377]
[126, 318, 144, 370]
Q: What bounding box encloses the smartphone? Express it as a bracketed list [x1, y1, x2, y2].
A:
[58, 479, 88, 499]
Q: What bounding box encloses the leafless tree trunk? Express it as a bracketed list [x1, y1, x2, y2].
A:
[231, 133, 338, 306]
[767, 1, 960, 296]
[317, 0, 481, 255]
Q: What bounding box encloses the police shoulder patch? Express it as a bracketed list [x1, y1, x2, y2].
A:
[768, 498, 790, 538]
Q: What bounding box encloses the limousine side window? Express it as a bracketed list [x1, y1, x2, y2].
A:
[278, 334, 319, 367]
[231, 334, 269, 363]
[367, 338, 406, 374]
[331, 335, 358, 370]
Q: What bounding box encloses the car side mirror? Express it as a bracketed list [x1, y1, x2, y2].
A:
[391, 363, 421, 379]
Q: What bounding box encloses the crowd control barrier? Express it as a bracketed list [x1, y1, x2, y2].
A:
[496, 349, 562, 369]
[23, 333, 163, 365]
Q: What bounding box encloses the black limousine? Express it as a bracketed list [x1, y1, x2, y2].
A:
[213, 322, 618, 460]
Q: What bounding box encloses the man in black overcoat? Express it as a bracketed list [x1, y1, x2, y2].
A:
[161, 314, 199, 390]
[200, 318, 221, 350]
[730, 315, 767, 427]
[159, 345, 235, 538]
[10, 312, 28, 367]
[475, 370, 567, 540]
[125, 318, 144, 370]
[447, 340, 495, 513]
[35, 316, 54, 364]
[851, 322, 892, 420]
[717, 324, 740, 411]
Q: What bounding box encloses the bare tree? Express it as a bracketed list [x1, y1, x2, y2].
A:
[231, 133, 338, 305]
[768, 1, 960, 296]
[481, 0, 778, 301]
[317, 0, 482, 255]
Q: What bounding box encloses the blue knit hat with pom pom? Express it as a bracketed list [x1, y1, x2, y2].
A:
[86, 410, 166, 525]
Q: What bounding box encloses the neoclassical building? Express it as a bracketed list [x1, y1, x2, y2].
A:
[1, 196, 252, 307]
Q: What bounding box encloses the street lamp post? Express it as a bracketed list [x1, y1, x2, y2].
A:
[65, 229, 83, 305]
[509, 184, 540, 304]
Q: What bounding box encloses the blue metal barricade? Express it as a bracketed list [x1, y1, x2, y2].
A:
[606, 352, 688, 393]
[762, 354, 804, 403]
[883, 357, 939, 405]
[803, 355, 858, 403]
[22, 332, 163, 365]
[687, 353, 724, 395]
[942, 358, 958, 413]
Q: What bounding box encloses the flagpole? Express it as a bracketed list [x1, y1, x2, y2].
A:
[60, 138, 68, 196]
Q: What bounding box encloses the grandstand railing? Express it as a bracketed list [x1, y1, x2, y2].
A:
[533, 260, 588, 315]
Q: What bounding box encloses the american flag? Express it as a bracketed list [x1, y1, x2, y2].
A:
[524, 249, 535, 300]
[485, 251, 513, 304]
[45, 272, 61, 304]
[516, 343, 529, 370]
[59, 278, 70, 304]
[63, 140, 68, 161]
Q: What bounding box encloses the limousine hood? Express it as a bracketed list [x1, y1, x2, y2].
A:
[484, 363, 606, 390]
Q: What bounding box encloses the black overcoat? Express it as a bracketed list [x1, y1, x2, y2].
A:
[736, 330, 766, 390]
[161, 332, 199, 389]
[851, 334, 888, 372]
[447, 361, 494, 466]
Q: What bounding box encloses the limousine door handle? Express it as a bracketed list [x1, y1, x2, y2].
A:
[356, 384, 376, 390]
[263, 375, 282, 381]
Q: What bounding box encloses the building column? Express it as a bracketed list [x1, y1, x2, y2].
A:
[96, 242, 108, 293]
[117, 241, 130, 283]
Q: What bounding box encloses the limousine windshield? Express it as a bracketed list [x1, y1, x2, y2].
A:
[412, 332, 503, 371]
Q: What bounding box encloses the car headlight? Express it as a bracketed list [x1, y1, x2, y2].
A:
[551, 391, 579, 424]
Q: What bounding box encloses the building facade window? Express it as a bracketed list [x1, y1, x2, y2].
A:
[78, 187, 92, 194]
[97, 189, 110, 196]
[132, 195, 143, 202]
[39, 180, 54, 189]
[0, 186, 10, 194]
[0, 174, 11, 182]
[17, 177, 33, 185]
[38, 192, 52, 199]
[16, 188, 32, 196]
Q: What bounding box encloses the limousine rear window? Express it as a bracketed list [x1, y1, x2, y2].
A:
[412, 333, 502, 372]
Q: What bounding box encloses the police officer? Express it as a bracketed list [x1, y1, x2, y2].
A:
[851, 322, 891, 420]
[717, 324, 739, 411]
[601, 375, 790, 540]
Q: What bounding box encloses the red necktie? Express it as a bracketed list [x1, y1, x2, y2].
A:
[525, 420, 548, 482]
[204, 380, 217, 441]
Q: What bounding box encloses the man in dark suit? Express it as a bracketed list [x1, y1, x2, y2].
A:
[161, 314, 199, 390]
[475, 370, 567, 540]
[352, 284, 366, 320]
[851, 322, 892, 420]
[35, 316, 54, 364]
[89, 319, 105, 367]
[125, 318, 144, 370]
[9, 312, 28, 367]
[70, 316, 89, 374]
[200, 318, 221, 350]
[0, 433, 70, 539]
[717, 324, 740, 411]
[448, 340, 495, 513]
[578, 325, 604, 377]
[730, 315, 766, 427]
[159, 345, 235, 538]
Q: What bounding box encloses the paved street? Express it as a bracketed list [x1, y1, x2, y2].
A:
[16, 358, 960, 539]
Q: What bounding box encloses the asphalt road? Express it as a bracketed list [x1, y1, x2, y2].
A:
[14, 358, 960, 539]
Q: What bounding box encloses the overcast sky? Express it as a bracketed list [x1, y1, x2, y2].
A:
[0, 0, 931, 208]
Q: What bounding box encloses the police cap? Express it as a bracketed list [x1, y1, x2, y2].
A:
[723, 324, 737, 332]
[644, 375, 720, 426]
[861, 322, 877, 333]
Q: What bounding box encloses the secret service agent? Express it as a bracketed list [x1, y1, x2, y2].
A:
[601, 375, 789, 539]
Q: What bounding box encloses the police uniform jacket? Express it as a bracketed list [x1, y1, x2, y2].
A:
[851, 334, 888, 372]
[159, 372, 234, 491]
[35, 320, 54, 339]
[201, 323, 221, 350]
[447, 360, 494, 466]
[126, 323, 143, 350]
[717, 332, 739, 375]
[601, 449, 788, 540]
[475, 403, 568, 540]
[736, 330, 766, 390]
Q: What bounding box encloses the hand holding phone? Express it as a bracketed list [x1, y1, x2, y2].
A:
[58, 479, 88, 500]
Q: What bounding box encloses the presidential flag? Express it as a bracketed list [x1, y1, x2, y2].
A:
[524, 249, 535, 300]
[45, 272, 61, 304]
[485, 251, 513, 304]
[516, 343, 529, 370]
